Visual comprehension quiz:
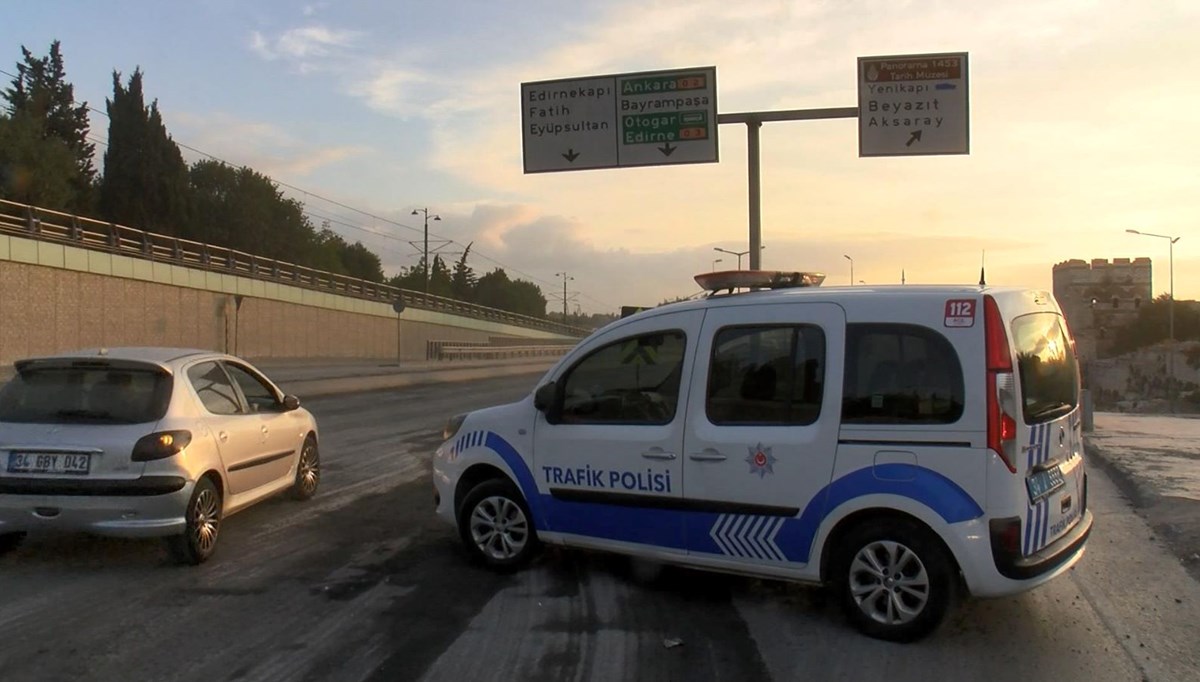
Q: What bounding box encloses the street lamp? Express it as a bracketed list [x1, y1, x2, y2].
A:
[712, 258, 723, 272]
[844, 254, 854, 286]
[714, 245, 765, 270]
[1127, 228, 1182, 410]
[412, 208, 441, 292]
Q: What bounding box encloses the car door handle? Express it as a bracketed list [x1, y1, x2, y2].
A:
[689, 450, 727, 462]
[641, 449, 677, 460]
[218, 431, 229, 443]
[261, 425, 269, 435]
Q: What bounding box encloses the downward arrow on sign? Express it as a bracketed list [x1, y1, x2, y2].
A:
[905, 130, 923, 147]
[658, 142, 676, 157]
[562, 148, 580, 162]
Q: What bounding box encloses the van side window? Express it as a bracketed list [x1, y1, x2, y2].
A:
[558, 330, 686, 425]
[706, 325, 825, 426]
[842, 324, 963, 424]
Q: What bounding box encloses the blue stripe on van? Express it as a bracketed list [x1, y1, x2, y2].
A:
[478, 432, 983, 565]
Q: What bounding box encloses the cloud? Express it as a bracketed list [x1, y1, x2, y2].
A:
[248, 25, 360, 65]
[168, 111, 370, 178]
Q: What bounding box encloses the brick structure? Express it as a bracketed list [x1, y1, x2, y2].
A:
[1052, 257, 1153, 362]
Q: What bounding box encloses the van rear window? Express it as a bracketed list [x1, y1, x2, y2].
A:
[842, 324, 964, 424]
[0, 366, 172, 424]
[1010, 313, 1079, 424]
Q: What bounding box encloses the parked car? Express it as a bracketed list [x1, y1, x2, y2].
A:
[432, 270, 1092, 642]
[0, 347, 320, 564]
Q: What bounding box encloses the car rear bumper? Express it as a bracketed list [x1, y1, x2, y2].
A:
[0, 477, 194, 538]
[954, 510, 1093, 598]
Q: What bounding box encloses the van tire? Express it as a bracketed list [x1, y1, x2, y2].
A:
[832, 518, 954, 642]
[458, 479, 539, 572]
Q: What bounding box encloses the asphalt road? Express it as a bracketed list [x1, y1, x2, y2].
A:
[1, 376, 1198, 682]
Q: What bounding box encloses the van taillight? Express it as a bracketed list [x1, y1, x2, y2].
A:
[984, 295, 1018, 473]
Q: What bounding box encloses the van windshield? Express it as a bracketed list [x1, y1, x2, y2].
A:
[1010, 313, 1079, 424]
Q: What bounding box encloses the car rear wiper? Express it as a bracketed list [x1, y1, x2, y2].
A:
[1028, 401, 1073, 421]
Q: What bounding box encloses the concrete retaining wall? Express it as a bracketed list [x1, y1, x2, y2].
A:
[0, 233, 576, 367]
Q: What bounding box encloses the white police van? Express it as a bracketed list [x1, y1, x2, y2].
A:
[433, 270, 1093, 641]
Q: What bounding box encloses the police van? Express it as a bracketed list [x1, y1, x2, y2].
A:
[432, 270, 1093, 641]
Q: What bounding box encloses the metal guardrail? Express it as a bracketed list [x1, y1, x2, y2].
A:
[438, 345, 574, 361]
[0, 199, 592, 338]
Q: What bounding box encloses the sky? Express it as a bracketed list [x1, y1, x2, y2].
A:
[2, 0, 1197, 313]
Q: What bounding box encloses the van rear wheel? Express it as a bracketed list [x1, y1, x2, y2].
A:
[833, 518, 954, 642]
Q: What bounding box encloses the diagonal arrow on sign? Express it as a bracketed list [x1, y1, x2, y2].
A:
[905, 130, 923, 147]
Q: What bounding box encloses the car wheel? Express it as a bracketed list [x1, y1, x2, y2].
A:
[0, 532, 25, 556]
[289, 436, 320, 501]
[833, 518, 954, 642]
[458, 478, 539, 572]
[166, 477, 222, 566]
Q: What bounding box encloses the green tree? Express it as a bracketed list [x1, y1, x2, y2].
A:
[0, 110, 78, 209]
[450, 242, 477, 302]
[187, 159, 316, 263]
[100, 68, 190, 234]
[1109, 294, 1200, 356]
[339, 240, 385, 282]
[3, 41, 96, 210]
[474, 268, 546, 317]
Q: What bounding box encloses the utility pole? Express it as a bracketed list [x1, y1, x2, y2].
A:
[555, 272, 574, 319]
[411, 208, 441, 292]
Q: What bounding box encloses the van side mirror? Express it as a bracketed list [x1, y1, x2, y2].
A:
[533, 382, 556, 413]
[282, 395, 301, 411]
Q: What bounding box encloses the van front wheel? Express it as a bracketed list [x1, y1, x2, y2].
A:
[833, 518, 954, 642]
[458, 479, 539, 572]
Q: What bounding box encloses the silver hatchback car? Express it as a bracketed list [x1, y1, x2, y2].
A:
[0, 347, 320, 564]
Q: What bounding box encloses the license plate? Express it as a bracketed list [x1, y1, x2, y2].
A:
[6, 452, 92, 475]
[1026, 465, 1065, 502]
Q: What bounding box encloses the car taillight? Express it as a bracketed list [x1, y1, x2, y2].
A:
[984, 295, 1018, 473]
[132, 430, 192, 462]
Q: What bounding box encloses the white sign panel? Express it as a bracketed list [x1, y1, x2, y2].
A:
[522, 67, 718, 173]
[858, 52, 969, 157]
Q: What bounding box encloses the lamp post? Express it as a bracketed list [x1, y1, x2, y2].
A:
[412, 208, 441, 292]
[714, 245, 764, 270]
[712, 258, 723, 272]
[844, 254, 854, 286]
[1126, 228, 1181, 411]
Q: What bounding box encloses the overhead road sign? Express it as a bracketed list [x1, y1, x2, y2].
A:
[858, 52, 969, 157]
[522, 66, 718, 173]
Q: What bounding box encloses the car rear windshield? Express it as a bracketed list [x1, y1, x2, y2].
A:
[1010, 313, 1079, 424]
[0, 365, 172, 424]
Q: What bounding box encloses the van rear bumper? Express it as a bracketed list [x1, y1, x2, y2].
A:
[989, 509, 1093, 580]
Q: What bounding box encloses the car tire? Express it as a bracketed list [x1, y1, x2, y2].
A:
[457, 478, 539, 572]
[166, 476, 222, 566]
[289, 436, 320, 501]
[832, 517, 955, 642]
[0, 532, 25, 556]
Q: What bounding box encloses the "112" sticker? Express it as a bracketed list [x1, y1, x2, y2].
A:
[944, 299, 976, 327]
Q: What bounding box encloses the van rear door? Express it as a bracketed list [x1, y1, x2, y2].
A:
[1008, 310, 1085, 556]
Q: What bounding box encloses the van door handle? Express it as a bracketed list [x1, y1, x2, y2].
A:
[218, 431, 229, 443]
[641, 448, 677, 461]
[689, 450, 727, 462]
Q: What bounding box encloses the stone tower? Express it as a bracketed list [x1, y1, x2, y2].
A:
[1052, 257, 1153, 362]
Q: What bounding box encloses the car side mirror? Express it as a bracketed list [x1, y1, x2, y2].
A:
[533, 382, 556, 413]
[282, 395, 301, 411]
